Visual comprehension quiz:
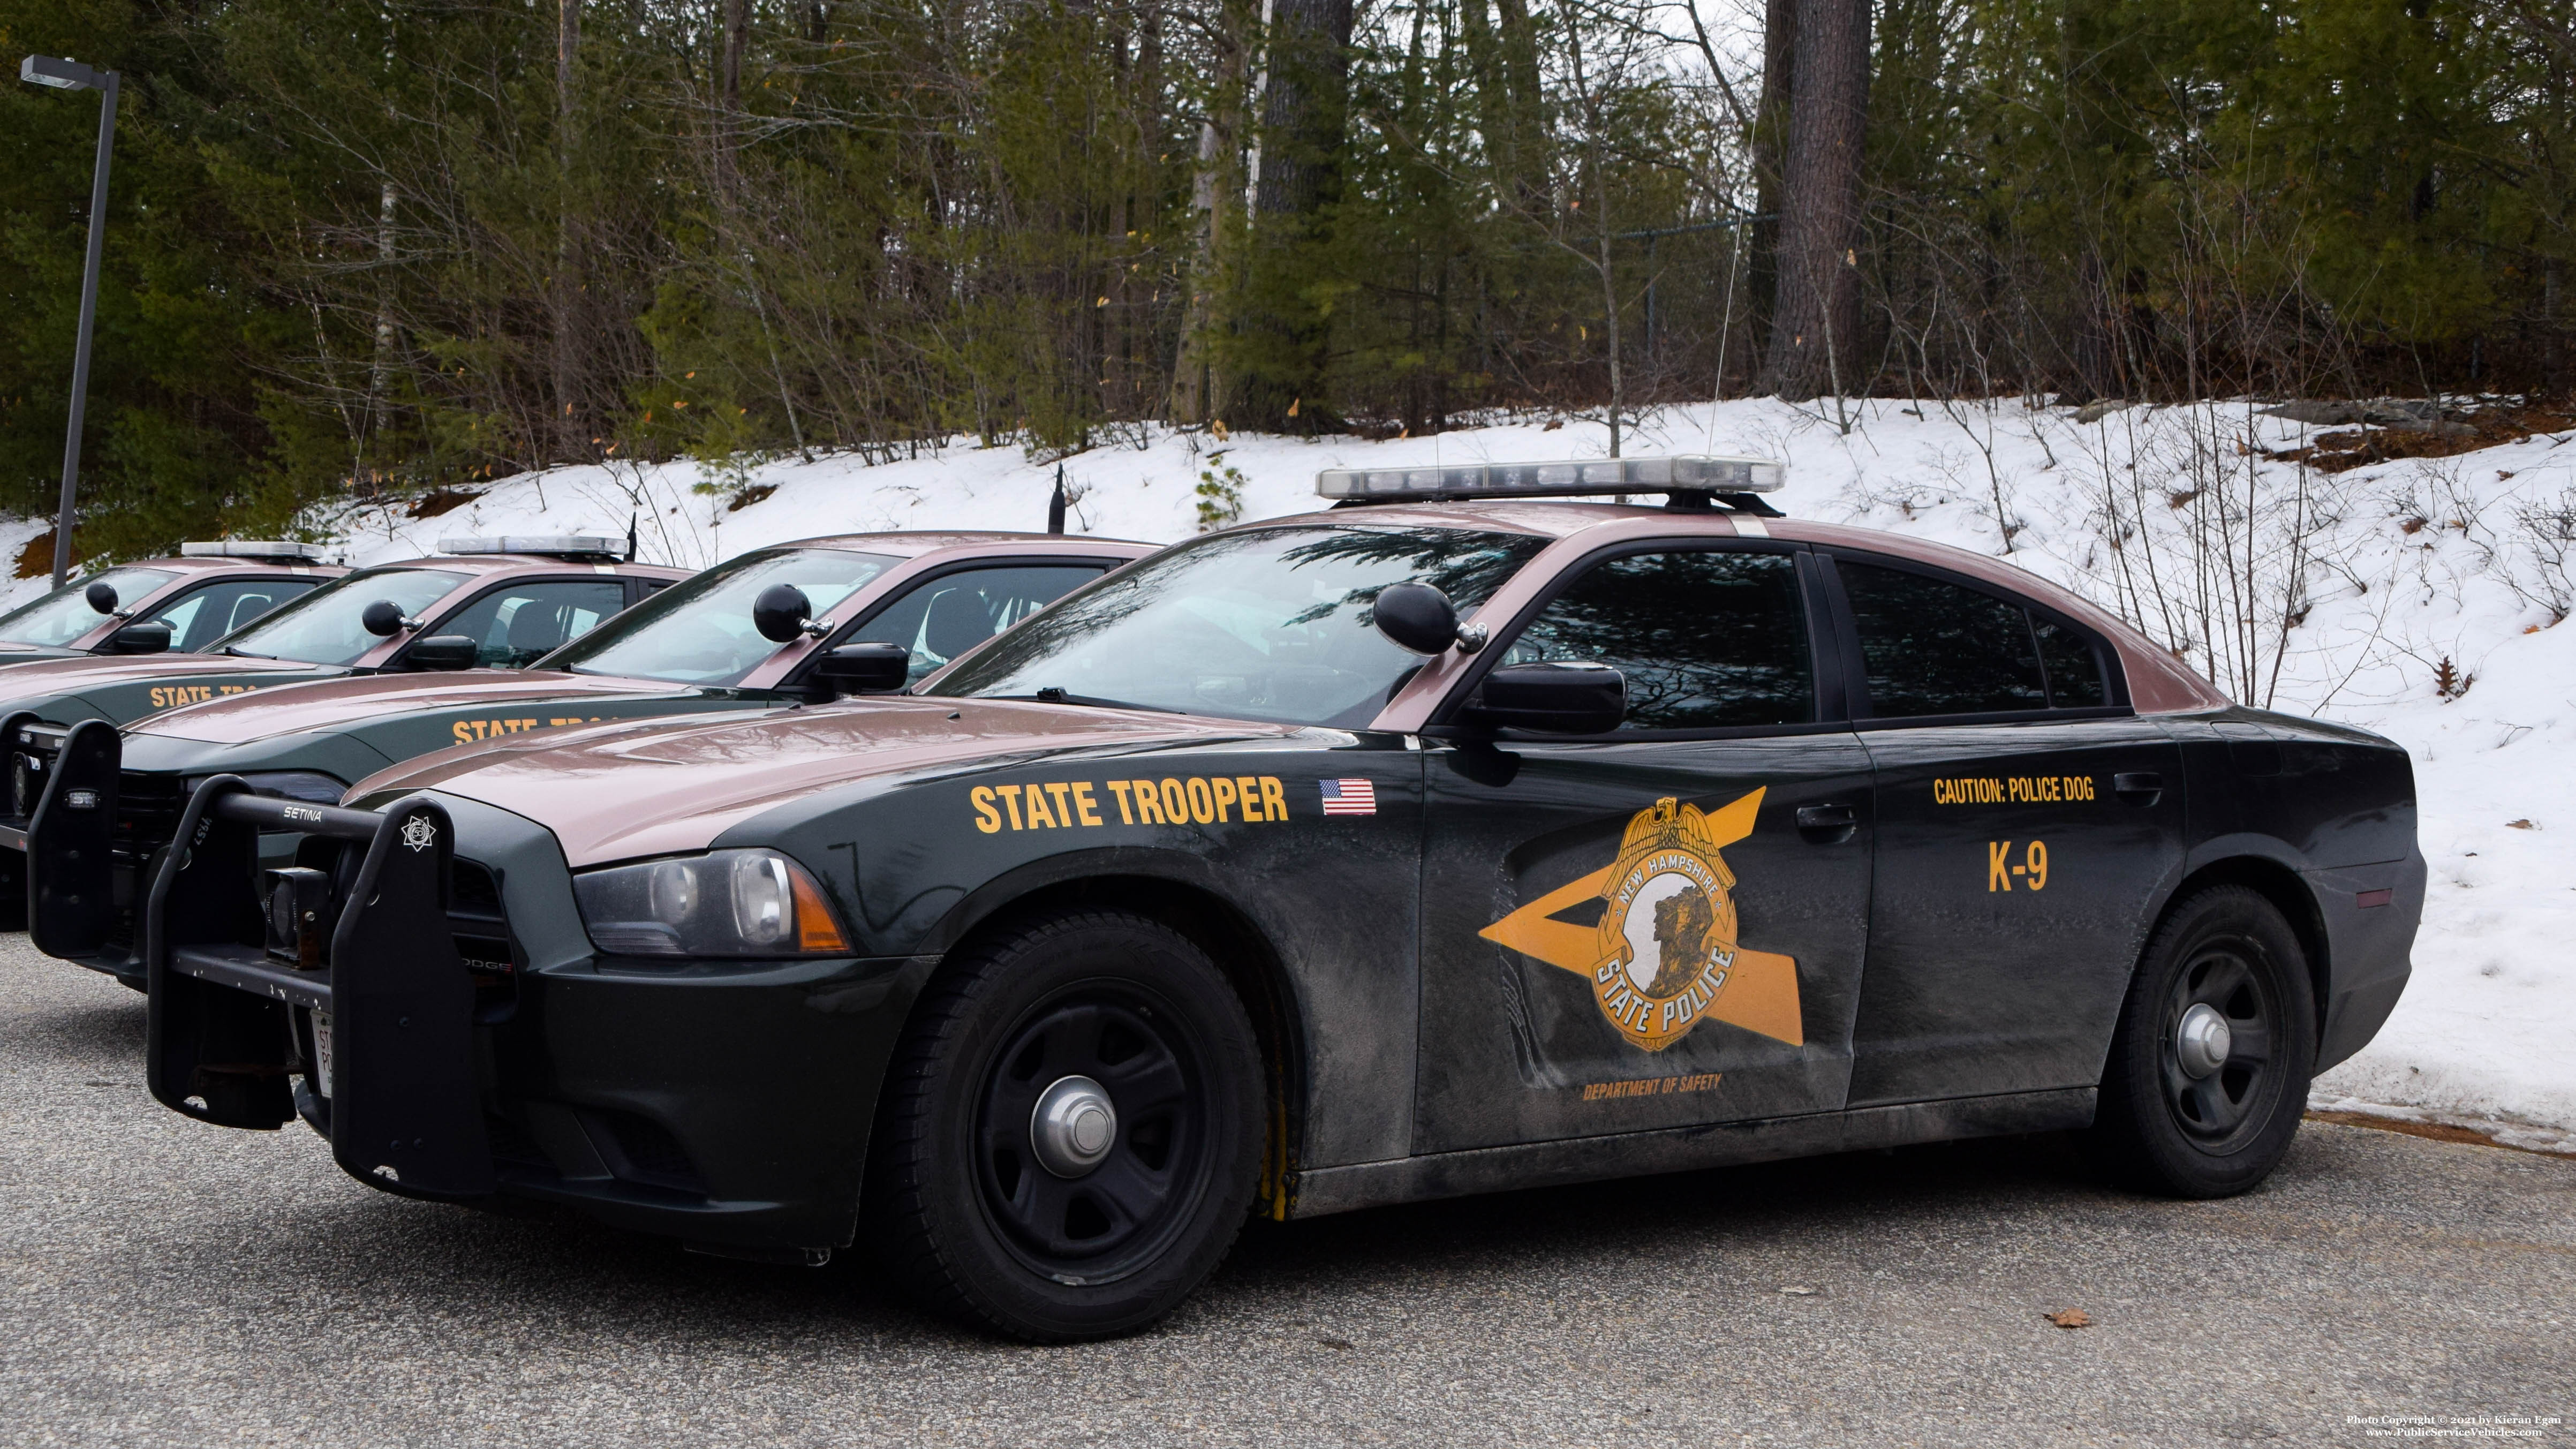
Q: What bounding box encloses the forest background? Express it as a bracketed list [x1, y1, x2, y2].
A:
[2, 0, 2571, 559]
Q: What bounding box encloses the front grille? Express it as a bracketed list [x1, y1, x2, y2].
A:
[115, 772, 187, 864]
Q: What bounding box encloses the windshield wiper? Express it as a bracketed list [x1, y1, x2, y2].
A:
[989, 689, 1185, 714]
[223, 645, 273, 659]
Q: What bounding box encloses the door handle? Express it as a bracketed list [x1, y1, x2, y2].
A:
[2113, 771, 2164, 806]
[1795, 803, 1859, 842]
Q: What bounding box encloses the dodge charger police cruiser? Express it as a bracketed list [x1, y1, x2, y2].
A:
[22, 532, 1144, 983]
[135, 457, 2422, 1343]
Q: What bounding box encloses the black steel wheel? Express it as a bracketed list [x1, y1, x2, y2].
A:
[2090, 886, 2316, 1197]
[865, 909, 1262, 1341]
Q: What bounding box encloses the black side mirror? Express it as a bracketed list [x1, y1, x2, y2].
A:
[814, 642, 910, 693]
[403, 634, 480, 670]
[84, 582, 119, 615]
[361, 599, 412, 637]
[1466, 661, 1626, 734]
[1372, 582, 1459, 654]
[105, 622, 171, 656]
[753, 583, 817, 645]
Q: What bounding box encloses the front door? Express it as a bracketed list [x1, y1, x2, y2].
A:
[1414, 544, 1875, 1154]
[1826, 553, 2187, 1107]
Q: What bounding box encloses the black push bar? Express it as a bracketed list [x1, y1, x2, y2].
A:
[144, 774, 494, 1198]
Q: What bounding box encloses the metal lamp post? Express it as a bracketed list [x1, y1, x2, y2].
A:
[20, 55, 120, 588]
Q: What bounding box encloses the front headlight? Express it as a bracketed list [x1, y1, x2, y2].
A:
[573, 848, 852, 957]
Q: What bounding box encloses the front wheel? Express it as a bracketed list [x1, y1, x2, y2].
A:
[864, 909, 1263, 1341]
[2089, 885, 2316, 1197]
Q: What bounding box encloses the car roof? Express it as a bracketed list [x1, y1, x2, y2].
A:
[115, 556, 348, 579]
[751, 531, 1155, 560]
[1255, 500, 2229, 715]
[354, 555, 695, 581]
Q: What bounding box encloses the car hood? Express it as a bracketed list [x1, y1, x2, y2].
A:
[0, 643, 81, 663]
[138, 669, 691, 745]
[352, 697, 1283, 867]
[0, 651, 336, 707]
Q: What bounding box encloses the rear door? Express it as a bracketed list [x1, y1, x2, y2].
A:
[1413, 542, 1874, 1153]
[1827, 552, 2185, 1107]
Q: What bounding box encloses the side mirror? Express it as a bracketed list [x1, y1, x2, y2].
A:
[814, 642, 910, 693]
[1467, 662, 1626, 734]
[403, 634, 480, 670]
[753, 583, 817, 645]
[361, 599, 412, 637]
[84, 582, 119, 615]
[1372, 582, 1459, 654]
[105, 622, 171, 656]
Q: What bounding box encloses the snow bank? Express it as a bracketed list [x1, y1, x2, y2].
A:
[11, 396, 2570, 1142]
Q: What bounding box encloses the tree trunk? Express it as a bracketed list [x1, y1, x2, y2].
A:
[1170, 0, 1256, 426]
[1759, 0, 1869, 402]
[1748, 0, 1795, 375]
[553, 0, 583, 461]
[1233, 0, 1354, 430]
[1248, 0, 1353, 220]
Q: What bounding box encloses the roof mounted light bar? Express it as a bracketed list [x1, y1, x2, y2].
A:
[179, 541, 329, 562]
[439, 535, 625, 561]
[1316, 454, 1786, 510]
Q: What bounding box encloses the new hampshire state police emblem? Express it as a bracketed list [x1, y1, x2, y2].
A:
[1479, 789, 1803, 1052]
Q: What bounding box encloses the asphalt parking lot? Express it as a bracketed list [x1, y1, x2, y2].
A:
[3, 941, 2569, 1448]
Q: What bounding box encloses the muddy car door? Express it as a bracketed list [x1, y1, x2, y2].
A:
[1824, 551, 2187, 1107]
[1414, 542, 1873, 1153]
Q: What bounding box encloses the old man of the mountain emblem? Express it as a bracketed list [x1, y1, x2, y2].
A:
[1481, 789, 1803, 1052]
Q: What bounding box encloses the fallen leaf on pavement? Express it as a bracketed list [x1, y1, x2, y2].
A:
[2508, 819, 2536, 829]
[2046, 1309, 2091, 1329]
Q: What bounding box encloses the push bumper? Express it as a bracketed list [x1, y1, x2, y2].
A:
[141, 778, 924, 1251]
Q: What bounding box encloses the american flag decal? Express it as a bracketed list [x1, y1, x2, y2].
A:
[1319, 778, 1377, 816]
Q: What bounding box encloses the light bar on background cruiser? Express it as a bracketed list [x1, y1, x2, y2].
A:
[438, 535, 625, 559]
[1315, 454, 1786, 502]
[179, 540, 329, 561]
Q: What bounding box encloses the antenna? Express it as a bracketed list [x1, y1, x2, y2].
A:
[625, 511, 638, 561]
[1047, 465, 1067, 535]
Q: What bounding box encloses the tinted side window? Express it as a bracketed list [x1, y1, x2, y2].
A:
[430, 580, 630, 668]
[2033, 618, 2106, 706]
[147, 579, 322, 653]
[1501, 550, 1813, 730]
[848, 565, 1105, 682]
[1840, 562, 2049, 717]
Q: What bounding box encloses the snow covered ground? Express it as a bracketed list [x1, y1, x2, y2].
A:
[9, 395, 2571, 1147]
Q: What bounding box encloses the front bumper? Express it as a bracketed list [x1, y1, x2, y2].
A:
[143, 779, 927, 1254]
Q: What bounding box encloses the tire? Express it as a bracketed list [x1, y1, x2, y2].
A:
[864, 909, 1264, 1341]
[2089, 885, 2317, 1197]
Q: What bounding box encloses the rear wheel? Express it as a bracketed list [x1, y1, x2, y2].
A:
[2090, 886, 2316, 1197]
[864, 909, 1263, 1341]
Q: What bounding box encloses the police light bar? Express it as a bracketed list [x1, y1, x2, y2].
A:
[1315, 454, 1785, 503]
[439, 535, 624, 560]
[180, 540, 328, 562]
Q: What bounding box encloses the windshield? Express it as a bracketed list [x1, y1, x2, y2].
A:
[929, 524, 1549, 727]
[0, 567, 177, 647]
[214, 567, 467, 666]
[547, 547, 897, 686]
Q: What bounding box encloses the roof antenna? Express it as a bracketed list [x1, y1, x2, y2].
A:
[1046, 465, 1067, 535]
[625, 511, 638, 561]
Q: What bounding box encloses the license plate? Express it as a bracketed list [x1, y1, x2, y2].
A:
[311, 1009, 334, 1099]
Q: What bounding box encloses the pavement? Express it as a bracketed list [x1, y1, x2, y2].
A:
[2, 939, 2569, 1448]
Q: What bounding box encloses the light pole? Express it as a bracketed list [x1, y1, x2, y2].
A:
[20, 55, 120, 588]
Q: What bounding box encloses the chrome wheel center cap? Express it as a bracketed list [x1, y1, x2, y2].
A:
[1030, 1075, 1117, 1179]
[2175, 1003, 2233, 1079]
